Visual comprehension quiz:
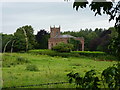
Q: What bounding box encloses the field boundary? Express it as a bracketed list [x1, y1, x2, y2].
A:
[2, 81, 70, 89]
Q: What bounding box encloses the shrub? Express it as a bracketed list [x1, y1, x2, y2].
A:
[26, 64, 39, 71]
[52, 42, 73, 52]
[28, 49, 118, 60]
[2, 56, 30, 67]
[16, 56, 30, 64]
[72, 51, 106, 57]
[67, 70, 100, 89]
[67, 63, 120, 89]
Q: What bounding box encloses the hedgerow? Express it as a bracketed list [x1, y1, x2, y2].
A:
[52, 42, 73, 52]
[28, 49, 118, 60]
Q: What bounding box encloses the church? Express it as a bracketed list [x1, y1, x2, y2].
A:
[48, 26, 84, 51]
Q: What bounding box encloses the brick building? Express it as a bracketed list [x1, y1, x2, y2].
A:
[48, 26, 84, 51]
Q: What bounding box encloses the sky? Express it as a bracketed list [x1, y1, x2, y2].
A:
[1, 0, 117, 34]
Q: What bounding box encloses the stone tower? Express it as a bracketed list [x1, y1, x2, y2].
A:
[50, 26, 60, 38]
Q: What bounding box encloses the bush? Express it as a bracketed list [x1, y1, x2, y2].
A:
[26, 64, 39, 71]
[28, 49, 80, 57]
[16, 56, 30, 64]
[72, 51, 106, 57]
[52, 42, 73, 52]
[28, 49, 118, 60]
[67, 63, 120, 89]
[2, 54, 30, 67]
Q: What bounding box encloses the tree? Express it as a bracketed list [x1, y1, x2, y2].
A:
[72, 0, 120, 57]
[94, 28, 103, 37]
[89, 29, 112, 51]
[73, 0, 119, 25]
[13, 25, 36, 52]
[65, 1, 120, 88]
[1, 33, 14, 52]
[68, 38, 80, 51]
[62, 28, 102, 51]
[35, 29, 50, 49]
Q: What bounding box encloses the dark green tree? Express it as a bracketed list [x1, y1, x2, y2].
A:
[13, 25, 36, 52]
[35, 29, 50, 49]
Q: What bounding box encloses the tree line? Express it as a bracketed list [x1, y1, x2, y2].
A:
[1, 25, 49, 52]
[1, 25, 118, 53]
[62, 27, 117, 53]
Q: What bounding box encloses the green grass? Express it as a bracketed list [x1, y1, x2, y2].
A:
[2, 52, 118, 88]
[29, 49, 118, 60]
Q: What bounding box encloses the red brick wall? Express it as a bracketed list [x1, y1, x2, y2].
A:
[50, 27, 60, 38]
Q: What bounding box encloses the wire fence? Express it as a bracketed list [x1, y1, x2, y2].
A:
[2, 81, 70, 89]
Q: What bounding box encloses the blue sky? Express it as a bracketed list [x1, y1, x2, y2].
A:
[1, 1, 115, 34]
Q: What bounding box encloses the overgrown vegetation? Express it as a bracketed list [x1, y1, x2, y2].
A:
[28, 49, 118, 61]
[1, 1, 120, 88]
[68, 38, 80, 51]
[26, 64, 39, 71]
[28, 49, 79, 58]
[67, 70, 100, 89]
[2, 53, 30, 67]
[1, 26, 117, 53]
[52, 42, 73, 52]
[67, 63, 120, 89]
[2, 53, 117, 88]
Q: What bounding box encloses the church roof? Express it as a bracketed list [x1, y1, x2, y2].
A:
[54, 34, 75, 38]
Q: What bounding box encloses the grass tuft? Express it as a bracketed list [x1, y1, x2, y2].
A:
[25, 64, 39, 71]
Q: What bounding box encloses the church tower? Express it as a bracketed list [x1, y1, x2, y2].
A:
[50, 26, 60, 38]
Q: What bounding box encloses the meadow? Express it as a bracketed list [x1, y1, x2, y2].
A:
[2, 51, 118, 88]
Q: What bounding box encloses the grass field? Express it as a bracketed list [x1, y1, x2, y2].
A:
[2, 52, 117, 88]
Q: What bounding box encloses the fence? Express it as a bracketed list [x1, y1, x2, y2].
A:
[2, 81, 70, 89]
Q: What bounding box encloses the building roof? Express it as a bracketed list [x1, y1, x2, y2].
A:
[54, 34, 75, 38]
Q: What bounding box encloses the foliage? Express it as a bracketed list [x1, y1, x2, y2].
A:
[17, 56, 30, 64]
[2, 53, 117, 88]
[28, 49, 118, 60]
[25, 64, 39, 71]
[102, 63, 120, 88]
[73, 0, 119, 25]
[52, 42, 73, 52]
[68, 38, 80, 51]
[28, 49, 79, 57]
[67, 70, 100, 89]
[13, 25, 36, 52]
[35, 29, 50, 49]
[67, 63, 120, 89]
[2, 26, 117, 52]
[72, 0, 120, 58]
[1, 33, 14, 52]
[90, 29, 112, 52]
[62, 28, 113, 51]
[2, 54, 30, 67]
[73, 51, 106, 56]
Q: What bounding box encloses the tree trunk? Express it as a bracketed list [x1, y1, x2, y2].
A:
[3, 40, 11, 53]
[22, 28, 28, 52]
[11, 40, 15, 53]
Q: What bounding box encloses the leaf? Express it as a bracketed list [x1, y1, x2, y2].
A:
[69, 78, 73, 83]
[73, 0, 88, 10]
